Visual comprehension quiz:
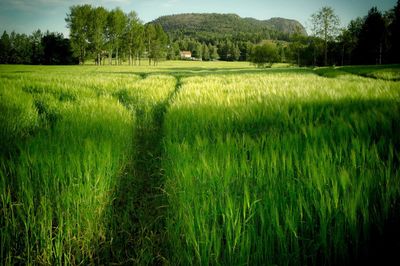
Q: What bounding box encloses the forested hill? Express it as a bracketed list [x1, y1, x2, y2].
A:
[151, 13, 307, 42]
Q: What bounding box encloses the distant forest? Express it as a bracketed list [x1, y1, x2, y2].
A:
[0, 0, 399, 66]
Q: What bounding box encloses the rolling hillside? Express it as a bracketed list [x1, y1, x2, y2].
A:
[151, 13, 307, 42]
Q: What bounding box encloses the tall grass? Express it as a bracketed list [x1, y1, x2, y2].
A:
[1, 64, 399, 264]
[163, 73, 400, 264]
[0, 70, 176, 264]
[1, 92, 134, 264]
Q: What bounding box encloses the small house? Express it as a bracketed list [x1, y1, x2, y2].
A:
[180, 51, 192, 59]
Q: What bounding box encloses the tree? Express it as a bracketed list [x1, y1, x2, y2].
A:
[41, 32, 77, 65]
[311, 6, 340, 65]
[145, 24, 168, 65]
[145, 24, 156, 65]
[218, 40, 232, 61]
[202, 43, 210, 61]
[388, 0, 400, 62]
[192, 42, 202, 59]
[152, 24, 168, 64]
[354, 7, 386, 64]
[338, 17, 364, 65]
[9, 32, 32, 64]
[124, 11, 143, 65]
[88, 7, 108, 65]
[230, 43, 241, 61]
[167, 42, 180, 60]
[238, 41, 252, 61]
[106, 8, 127, 65]
[65, 5, 91, 64]
[0, 31, 11, 63]
[249, 41, 279, 67]
[30, 29, 43, 64]
[209, 44, 219, 60]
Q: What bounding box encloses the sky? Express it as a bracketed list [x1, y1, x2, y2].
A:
[0, 0, 397, 37]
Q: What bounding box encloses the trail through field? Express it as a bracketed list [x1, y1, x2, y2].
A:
[98, 76, 182, 264]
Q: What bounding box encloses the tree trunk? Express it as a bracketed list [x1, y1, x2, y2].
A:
[116, 48, 119, 66]
[341, 44, 345, 66]
[313, 47, 316, 66]
[109, 49, 112, 65]
[297, 52, 300, 66]
[129, 48, 132, 66]
[324, 40, 328, 66]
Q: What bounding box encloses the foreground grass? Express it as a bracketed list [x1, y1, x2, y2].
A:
[1, 63, 400, 265]
[0, 70, 176, 264]
[163, 72, 400, 265]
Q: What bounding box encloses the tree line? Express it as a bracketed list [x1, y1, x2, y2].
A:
[0, 30, 77, 65]
[66, 4, 168, 66]
[248, 1, 400, 67]
[1, 1, 399, 66]
[283, 1, 400, 66]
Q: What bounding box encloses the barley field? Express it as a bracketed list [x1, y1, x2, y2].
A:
[1, 62, 399, 265]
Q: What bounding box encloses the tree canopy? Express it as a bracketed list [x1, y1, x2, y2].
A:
[2, 2, 400, 66]
[311, 7, 340, 66]
[65, 4, 168, 65]
[249, 41, 279, 67]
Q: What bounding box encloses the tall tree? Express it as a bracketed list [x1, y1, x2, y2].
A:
[145, 24, 156, 65]
[388, 0, 400, 62]
[145, 24, 168, 65]
[88, 7, 108, 65]
[230, 43, 241, 61]
[202, 43, 210, 61]
[124, 11, 143, 65]
[106, 8, 127, 65]
[311, 6, 340, 65]
[41, 32, 77, 65]
[192, 42, 202, 59]
[65, 4, 91, 64]
[0, 31, 11, 63]
[336, 18, 363, 66]
[152, 24, 168, 65]
[354, 7, 386, 64]
[209, 44, 219, 60]
[9, 32, 32, 64]
[30, 29, 43, 64]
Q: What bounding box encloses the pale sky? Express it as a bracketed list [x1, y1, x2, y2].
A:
[0, 0, 397, 37]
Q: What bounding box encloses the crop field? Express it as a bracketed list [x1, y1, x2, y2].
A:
[1, 62, 400, 265]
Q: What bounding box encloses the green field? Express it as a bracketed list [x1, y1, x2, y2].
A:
[1, 62, 400, 265]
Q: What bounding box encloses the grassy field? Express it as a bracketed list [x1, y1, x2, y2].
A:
[1, 62, 399, 265]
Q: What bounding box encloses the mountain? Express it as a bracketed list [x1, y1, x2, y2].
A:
[151, 13, 307, 43]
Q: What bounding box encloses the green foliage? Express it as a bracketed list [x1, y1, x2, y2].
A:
[65, 4, 92, 64]
[1, 57, 400, 266]
[0, 68, 176, 264]
[388, 0, 400, 62]
[65, 5, 169, 65]
[145, 24, 169, 65]
[354, 7, 386, 65]
[311, 6, 340, 65]
[152, 13, 307, 43]
[249, 41, 279, 67]
[163, 71, 400, 265]
[124, 11, 145, 65]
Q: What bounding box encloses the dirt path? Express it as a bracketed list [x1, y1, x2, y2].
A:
[97, 76, 182, 265]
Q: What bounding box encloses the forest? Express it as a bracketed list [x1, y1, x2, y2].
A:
[0, 1, 399, 66]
